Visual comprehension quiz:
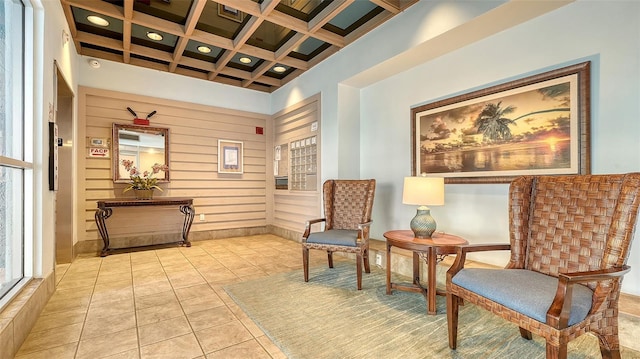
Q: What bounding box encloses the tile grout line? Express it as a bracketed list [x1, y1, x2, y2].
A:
[157, 247, 207, 358]
[187, 245, 258, 356]
[202, 241, 284, 357]
[196, 245, 273, 357]
[74, 256, 101, 359]
[131, 252, 142, 359]
[188, 244, 277, 357]
[180, 248, 211, 358]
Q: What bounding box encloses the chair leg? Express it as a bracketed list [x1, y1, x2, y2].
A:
[546, 342, 567, 359]
[519, 327, 532, 340]
[363, 249, 371, 273]
[303, 246, 309, 282]
[356, 253, 363, 290]
[599, 349, 622, 359]
[594, 329, 622, 359]
[327, 251, 334, 268]
[447, 293, 459, 349]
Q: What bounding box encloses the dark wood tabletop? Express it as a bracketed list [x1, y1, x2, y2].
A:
[97, 197, 193, 208]
[383, 230, 467, 253]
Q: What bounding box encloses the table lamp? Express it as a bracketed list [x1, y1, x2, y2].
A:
[402, 175, 445, 238]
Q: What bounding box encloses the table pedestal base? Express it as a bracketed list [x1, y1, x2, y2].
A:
[386, 248, 447, 315]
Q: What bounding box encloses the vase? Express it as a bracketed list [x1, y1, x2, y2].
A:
[410, 208, 436, 238]
[134, 189, 154, 200]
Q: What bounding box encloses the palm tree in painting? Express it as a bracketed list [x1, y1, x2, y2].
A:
[475, 84, 571, 143]
[475, 101, 517, 142]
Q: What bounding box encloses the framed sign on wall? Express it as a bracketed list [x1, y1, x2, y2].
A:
[218, 139, 243, 174]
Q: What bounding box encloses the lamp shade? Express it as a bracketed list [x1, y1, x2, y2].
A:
[402, 176, 445, 206]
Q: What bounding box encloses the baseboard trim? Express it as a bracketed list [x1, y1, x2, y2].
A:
[0, 273, 55, 358]
[620, 293, 640, 318]
[75, 226, 271, 255]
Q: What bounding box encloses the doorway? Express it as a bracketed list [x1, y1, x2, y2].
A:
[54, 64, 75, 263]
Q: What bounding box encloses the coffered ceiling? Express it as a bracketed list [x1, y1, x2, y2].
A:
[61, 0, 418, 92]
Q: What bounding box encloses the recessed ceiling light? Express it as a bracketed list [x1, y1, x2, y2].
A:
[146, 32, 163, 41]
[239, 57, 252, 64]
[197, 46, 212, 54]
[273, 66, 287, 73]
[87, 15, 109, 27]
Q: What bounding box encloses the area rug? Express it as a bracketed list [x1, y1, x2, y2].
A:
[224, 263, 640, 359]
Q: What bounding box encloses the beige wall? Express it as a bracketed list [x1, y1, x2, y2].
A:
[270, 95, 322, 234]
[77, 87, 272, 252]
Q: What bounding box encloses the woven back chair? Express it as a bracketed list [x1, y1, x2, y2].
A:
[446, 173, 640, 359]
[302, 179, 376, 290]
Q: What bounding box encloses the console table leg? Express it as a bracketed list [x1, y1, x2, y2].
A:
[95, 208, 113, 257]
[180, 204, 195, 247]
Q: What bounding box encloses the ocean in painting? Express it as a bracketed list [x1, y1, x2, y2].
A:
[421, 139, 571, 173]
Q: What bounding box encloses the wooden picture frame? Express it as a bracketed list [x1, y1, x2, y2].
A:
[218, 139, 243, 174]
[411, 61, 590, 183]
[218, 5, 244, 23]
[112, 123, 169, 183]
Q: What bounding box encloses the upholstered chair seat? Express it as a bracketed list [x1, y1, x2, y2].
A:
[452, 268, 593, 326]
[306, 229, 359, 247]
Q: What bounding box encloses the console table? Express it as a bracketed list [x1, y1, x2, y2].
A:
[95, 197, 195, 257]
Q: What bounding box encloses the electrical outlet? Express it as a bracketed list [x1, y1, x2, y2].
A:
[199, 213, 205, 221]
[375, 253, 383, 266]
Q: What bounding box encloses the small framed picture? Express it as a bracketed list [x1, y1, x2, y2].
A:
[218, 139, 244, 174]
[218, 5, 244, 23]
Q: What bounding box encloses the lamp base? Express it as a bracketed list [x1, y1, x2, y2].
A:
[410, 207, 436, 238]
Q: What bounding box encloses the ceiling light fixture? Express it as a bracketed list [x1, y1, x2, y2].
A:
[273, 66, 287, 73]
[239, 57, 252, 64]
[87, 15, 109, 27]
[197, 46, 212, 54]
[146, 32, 163, 41]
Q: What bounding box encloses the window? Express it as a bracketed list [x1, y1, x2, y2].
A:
[0, 0, 29, 303]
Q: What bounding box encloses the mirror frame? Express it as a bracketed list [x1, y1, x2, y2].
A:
[112, 123, 170, 183]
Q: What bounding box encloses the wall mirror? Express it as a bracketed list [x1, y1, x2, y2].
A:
[112, 123, 170, 183]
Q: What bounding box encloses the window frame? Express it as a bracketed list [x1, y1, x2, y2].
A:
[0, 0, 34, 309]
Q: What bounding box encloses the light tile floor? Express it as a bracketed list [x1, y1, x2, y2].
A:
[15, 234, 322, 359]
[14, 234, 640, 358]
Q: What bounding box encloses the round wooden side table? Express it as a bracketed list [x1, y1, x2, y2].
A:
[383, 230, 468, 315]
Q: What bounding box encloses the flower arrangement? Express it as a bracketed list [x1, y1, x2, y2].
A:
[121, 159, 169, 193]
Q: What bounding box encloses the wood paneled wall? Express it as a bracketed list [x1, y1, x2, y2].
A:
[77, 87, 271, 250]
[270, 94, 322, 235]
